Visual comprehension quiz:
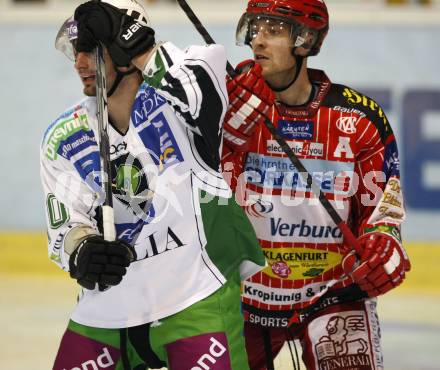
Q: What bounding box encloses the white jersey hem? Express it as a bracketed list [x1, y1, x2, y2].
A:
[70, 281, 224, 329]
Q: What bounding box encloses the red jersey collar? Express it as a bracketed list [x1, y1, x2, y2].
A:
[275, 69, 331, 119]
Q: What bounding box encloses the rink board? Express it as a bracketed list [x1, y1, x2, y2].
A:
[0, 232, 439, 295]
[1, 232, 439, 370]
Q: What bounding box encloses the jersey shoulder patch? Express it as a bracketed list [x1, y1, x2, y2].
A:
[323, 84, 393, 142]
[42, 98, 97, 161]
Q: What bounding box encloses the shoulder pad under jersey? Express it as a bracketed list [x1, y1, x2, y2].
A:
[323, 84, 393, 143]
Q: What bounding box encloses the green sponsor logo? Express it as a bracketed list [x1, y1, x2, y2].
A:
[115, 164, 142, 195]
[303, 268, 325, 278]
[46, 113, 90, 160]
[143, 50, 166, 88]
[111, 154, 153, 217]
[364, 225, 401, 241]
[50, 252, 62, 264]
[46, 194, 69, 229]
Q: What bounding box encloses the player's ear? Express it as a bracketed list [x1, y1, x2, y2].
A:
[293, 46, 309, 57]
[116, 64, 135, 73]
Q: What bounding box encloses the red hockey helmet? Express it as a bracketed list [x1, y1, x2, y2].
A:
[236, 0, 329, 56]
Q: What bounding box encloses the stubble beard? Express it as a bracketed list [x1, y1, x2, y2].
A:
[83, 86, 97, 97]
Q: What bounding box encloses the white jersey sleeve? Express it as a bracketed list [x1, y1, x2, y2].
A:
[142, 42, 228, 133]
[141, 41, 228, 170]
[40, 101, 101, 270]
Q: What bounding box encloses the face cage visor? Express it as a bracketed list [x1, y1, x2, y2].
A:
[236, 13, 320, 53]
[55, 16, 80, 61]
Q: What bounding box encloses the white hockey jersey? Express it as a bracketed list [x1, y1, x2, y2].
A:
[41, 42, 264, 328]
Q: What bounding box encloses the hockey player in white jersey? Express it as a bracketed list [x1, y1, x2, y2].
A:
[41, 1, 264, 369]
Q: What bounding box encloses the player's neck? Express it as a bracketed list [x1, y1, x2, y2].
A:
[275, 63, 312, 107]
[107, 74, 142, 134]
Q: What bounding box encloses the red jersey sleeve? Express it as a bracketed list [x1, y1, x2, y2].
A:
[350, 96, 405, 239]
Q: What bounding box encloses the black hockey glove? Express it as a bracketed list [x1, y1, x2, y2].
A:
[74, 1, 155, 67]
[69, 235, 137, 290]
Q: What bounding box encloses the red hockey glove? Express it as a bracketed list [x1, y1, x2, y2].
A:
[342, 231, 411, 297]
[223, 60, 275, 151]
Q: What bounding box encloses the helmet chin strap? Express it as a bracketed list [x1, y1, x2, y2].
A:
[267, 53, 304, 93]
[107, 66, 139, 97]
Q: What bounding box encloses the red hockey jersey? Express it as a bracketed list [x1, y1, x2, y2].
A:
[222, 69, 405, 328]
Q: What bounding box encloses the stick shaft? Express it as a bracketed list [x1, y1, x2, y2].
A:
[177, 0, 362, 254]
[262, 118, 362, 254]
[95, 44, 116, 242]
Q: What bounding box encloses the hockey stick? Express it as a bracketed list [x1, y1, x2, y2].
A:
[176, 0, 362, 255]
[175, 9, 371, 369]
[95, 43, 116, 242]
[262, 119, 362, 253]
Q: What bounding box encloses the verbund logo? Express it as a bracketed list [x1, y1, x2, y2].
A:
[270, 218, 342, 239]
[167, 332, 231, 370]
[277, 120, 314, 140]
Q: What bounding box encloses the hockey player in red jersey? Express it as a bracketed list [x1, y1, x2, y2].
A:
[222, 0, 411, 369]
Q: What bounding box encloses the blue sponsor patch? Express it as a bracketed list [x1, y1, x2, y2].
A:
[131, 85, 167, 127]
[115, 212, 154, 244]
[244, 153, 354, 193]
[277, 120, 314, 140]
[57, 130, 97, 161]
[383, 140, 400, 179]
[73, 151, 101, 188]
[132, 87, 184, 170]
